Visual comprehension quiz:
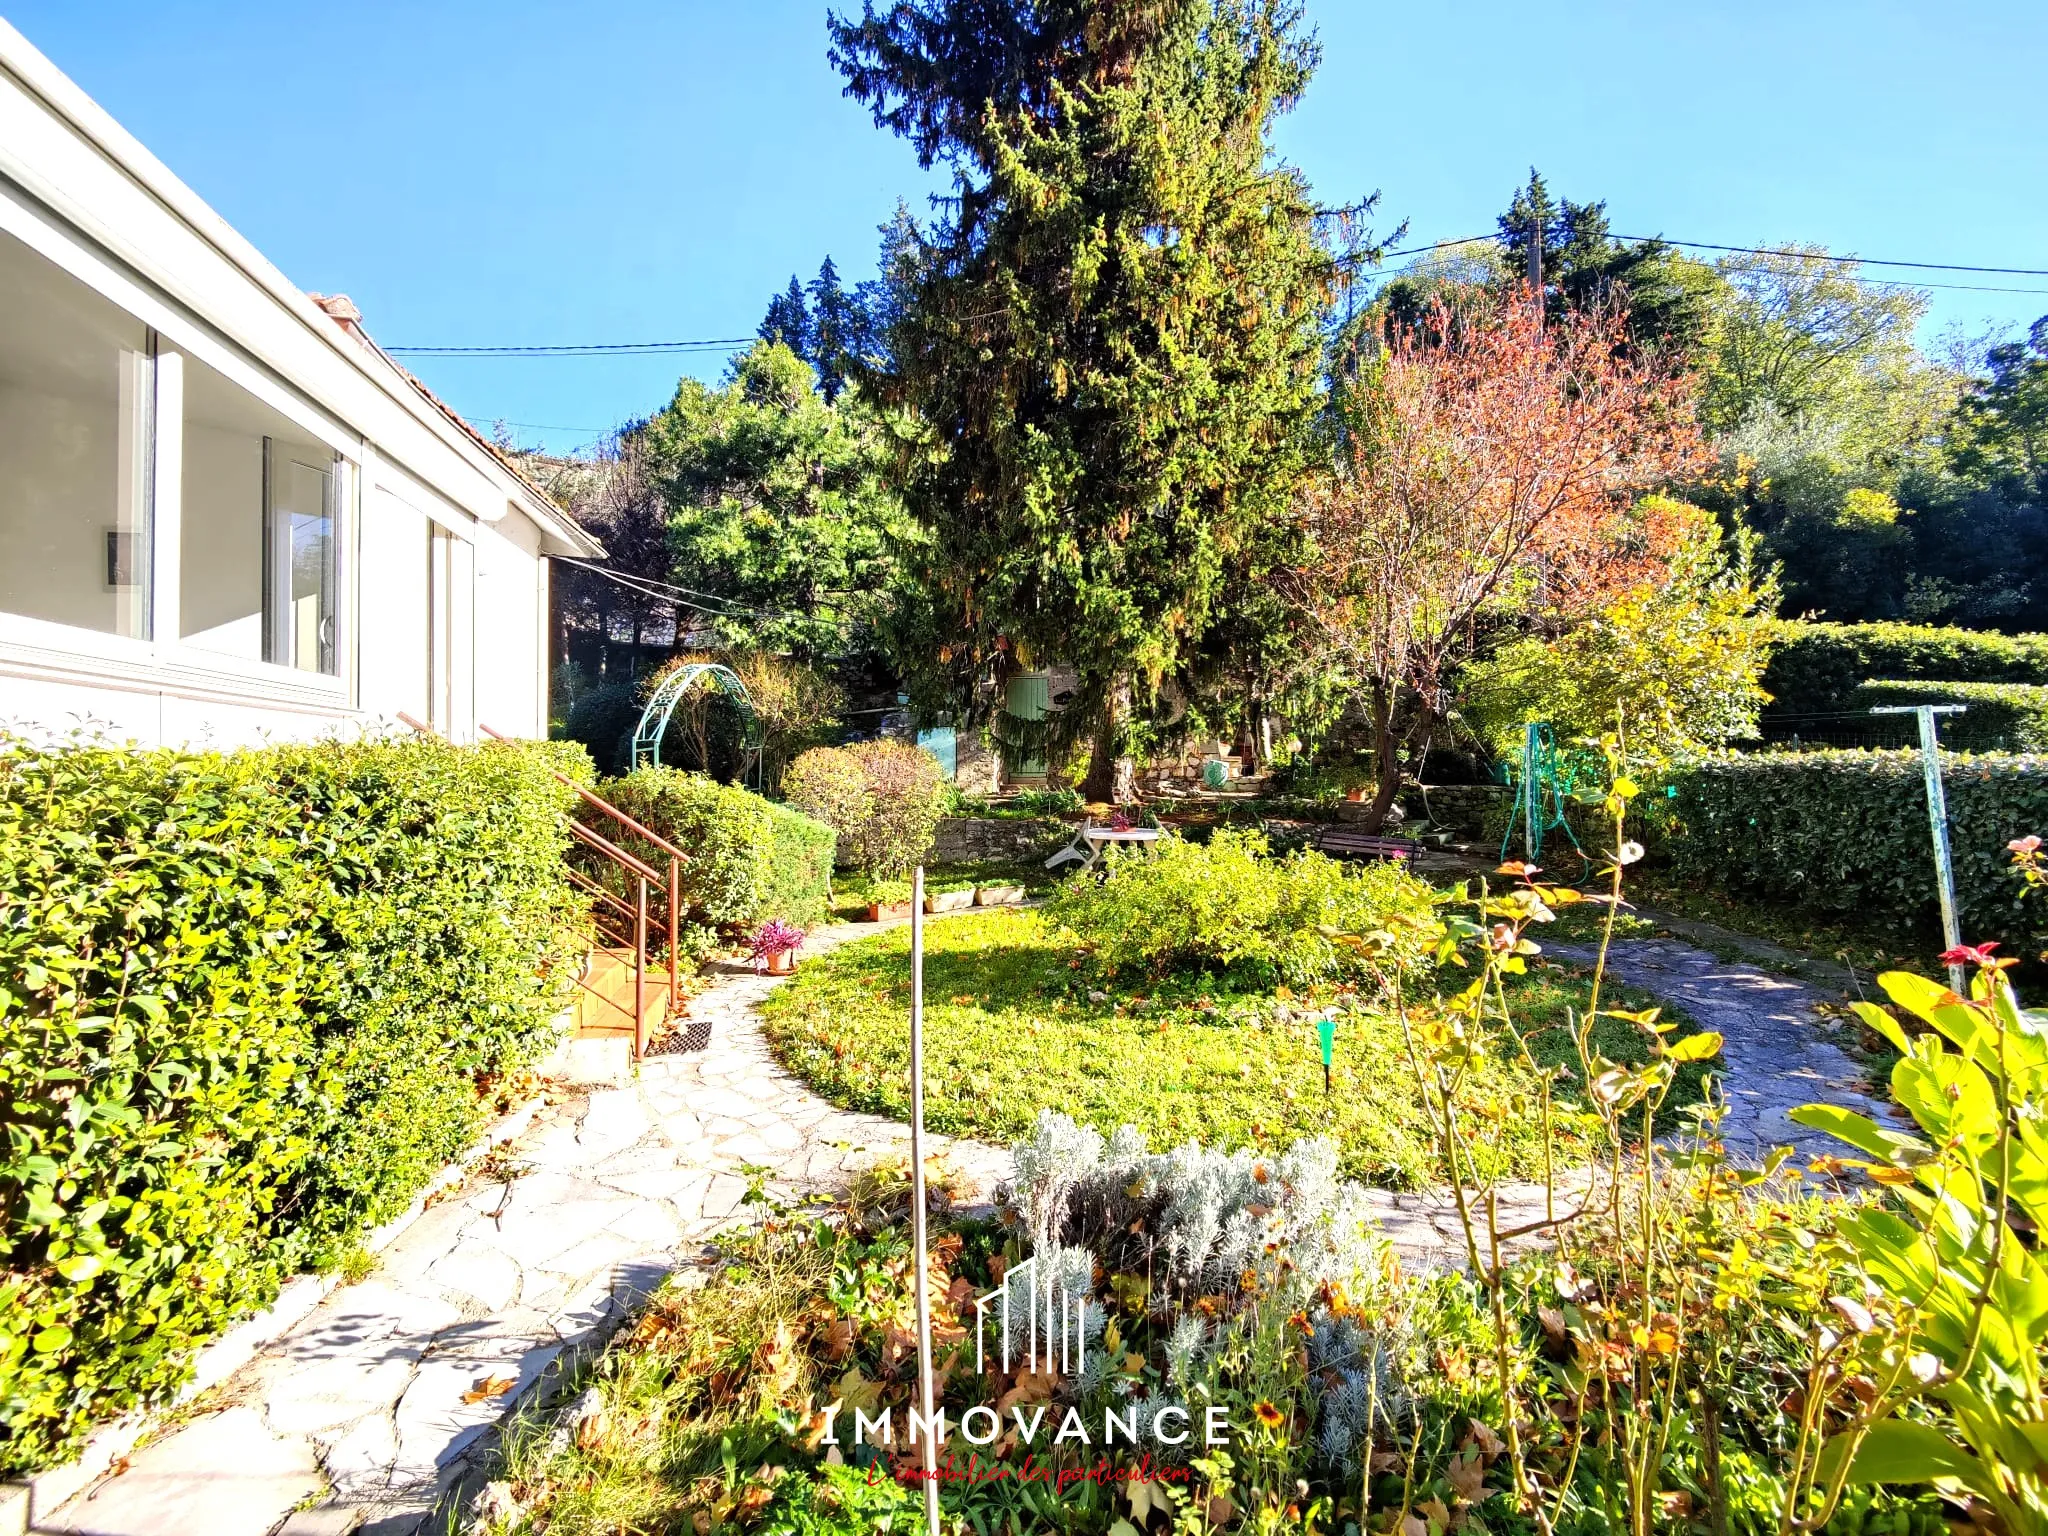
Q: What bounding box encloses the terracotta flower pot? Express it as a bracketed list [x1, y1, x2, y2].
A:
[765, 949, 796, 975]
[866, 900, 916, 922]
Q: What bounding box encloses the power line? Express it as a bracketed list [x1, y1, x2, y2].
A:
[460, 414, 615, 434]
[387, 336, 754, 357]
[1350, 233, 2048, 295]
[1604, 235, 2048, 278]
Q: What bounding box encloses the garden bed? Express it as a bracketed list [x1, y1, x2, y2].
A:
[759, 906, 1705, 1189]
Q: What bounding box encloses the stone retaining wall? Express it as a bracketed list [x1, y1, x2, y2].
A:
[1413, 782, 1511, 835]
[933, 815, 1073, 863]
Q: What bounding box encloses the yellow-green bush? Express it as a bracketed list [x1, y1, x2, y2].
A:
[0, 732, 585, 1476]
[1047, 827, 1437, 985]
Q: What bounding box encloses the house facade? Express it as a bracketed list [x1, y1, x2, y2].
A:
[0, 20, 600, 750]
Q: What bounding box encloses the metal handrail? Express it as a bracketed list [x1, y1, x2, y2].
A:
[396, 713, 685, 1057]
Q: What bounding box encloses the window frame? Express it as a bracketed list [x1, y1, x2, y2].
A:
[0, 184, 357, 702]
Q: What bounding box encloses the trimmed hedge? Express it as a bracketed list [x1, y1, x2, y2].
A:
[0, 733, 584, 1476]
[1650, 749, 2048, 945]
[1848, 680, 2048, 753]
[1763, 621, 2048, 716]
[602, 768, 835, 947]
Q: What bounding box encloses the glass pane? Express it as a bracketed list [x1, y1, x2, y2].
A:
[267, 449, 335, 674]
[0, 227, 152, 637]
[181, 355, 338, 672]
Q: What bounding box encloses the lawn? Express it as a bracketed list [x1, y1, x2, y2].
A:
[760, 906, 1706, 1189]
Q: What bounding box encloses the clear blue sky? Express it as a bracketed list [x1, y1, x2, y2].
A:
[8, 0, 2044, 455]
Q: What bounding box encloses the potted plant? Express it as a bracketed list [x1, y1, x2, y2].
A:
[864, 878, 916, 922]
[748, 919, 806, 975]
[924, 878, 977, 914]
[974, 880, 1027, 907]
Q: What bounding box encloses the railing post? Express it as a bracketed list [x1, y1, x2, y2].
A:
[667, 856, 681, 1013]
[634, 875, 648, 1060]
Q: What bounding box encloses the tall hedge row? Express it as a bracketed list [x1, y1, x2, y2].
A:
[1652, 749, 2048, 945]
[1845, 680, 2048, 753]
[0, 733, 585, 1476]
[1762, 621, 2048, 716]
[602, 768, 835, 949]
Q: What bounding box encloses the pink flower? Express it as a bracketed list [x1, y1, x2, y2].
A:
[1938, 941, 2001, 968]
[2010, 835, 2042, 854]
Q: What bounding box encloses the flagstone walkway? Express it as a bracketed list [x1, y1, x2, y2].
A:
[35, 927, 1896, 1536]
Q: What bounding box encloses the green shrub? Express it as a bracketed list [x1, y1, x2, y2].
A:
[0, 732, 583, 1476]
[1648, 748, 2048, 945]
[1848, 679, 2048, 751]
[1762, 620, 2048, 716]
[1010, 786, 1082, 818]
[558, 679, 641, 775]
[782, 741, 949, 876]
[603, 768, 834, 947]
[1047, 827, 1436, 985]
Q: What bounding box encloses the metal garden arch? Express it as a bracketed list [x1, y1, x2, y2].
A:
[629, 662, 765, 786]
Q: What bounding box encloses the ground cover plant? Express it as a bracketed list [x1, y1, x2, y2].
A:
[760, 906, 1704, 1190]
[0, 732, 584, 1476]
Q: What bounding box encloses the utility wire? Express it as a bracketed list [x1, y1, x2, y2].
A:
[389, 337, 755, 357]
[557, 557, 811, 626]
[393, 238, 2047, 358]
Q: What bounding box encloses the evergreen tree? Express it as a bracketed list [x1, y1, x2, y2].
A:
[806, 257, 860, 403]
[1493, 169, 1719, 357]
[758, 276, 810, 354]
[830, 0, 1346, 799]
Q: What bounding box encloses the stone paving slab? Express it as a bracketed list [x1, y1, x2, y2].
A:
[1546, 937, 1913, 1165]
[38, 923, 1900, 1536]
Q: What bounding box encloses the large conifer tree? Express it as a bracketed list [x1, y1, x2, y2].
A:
[831, 0, 1344, 798]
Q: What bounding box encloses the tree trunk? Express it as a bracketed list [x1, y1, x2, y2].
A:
[1081, 677, 1137, 803]
[1360, 679, 1402, 833]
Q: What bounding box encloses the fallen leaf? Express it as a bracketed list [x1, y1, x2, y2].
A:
[1445, 1448, 1486, 1504]
[462, 1374, 517, 1404]
[1467, 1419, 1505, 1459]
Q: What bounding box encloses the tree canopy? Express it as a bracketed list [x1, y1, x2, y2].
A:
[829, 0, 1353, 798]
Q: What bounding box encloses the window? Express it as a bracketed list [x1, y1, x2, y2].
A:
[0, 227, 154, 638]
[178, 352, 340, 674]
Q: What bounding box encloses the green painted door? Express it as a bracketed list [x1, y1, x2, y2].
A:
[1005, 673, 1049, 779]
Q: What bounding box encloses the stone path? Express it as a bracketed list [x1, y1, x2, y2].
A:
[36, 927, 1899, 1536]
[40, 919, 1006, 1536]
[1547, 937, 1911, 1166]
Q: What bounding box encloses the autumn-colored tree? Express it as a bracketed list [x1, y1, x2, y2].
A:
[1300, 293, 1710, 829]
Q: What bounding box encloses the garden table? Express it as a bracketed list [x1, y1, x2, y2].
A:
[1044, 824, 1163, 871]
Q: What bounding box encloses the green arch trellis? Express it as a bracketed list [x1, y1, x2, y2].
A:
[630, 663, 765, 786]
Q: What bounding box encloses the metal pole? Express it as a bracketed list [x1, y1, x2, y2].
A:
[666, 856, 681, 1013]
[1523, 721, 1540, 864]
[633, 875, 648, 1059]
[907, 866, 940, 1536]
[1872, 704, 1967, 992]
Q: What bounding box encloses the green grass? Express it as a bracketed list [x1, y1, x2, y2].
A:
[762, 907, 1706, 1190]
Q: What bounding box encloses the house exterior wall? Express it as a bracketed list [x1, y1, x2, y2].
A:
[0, 20, 599, 750]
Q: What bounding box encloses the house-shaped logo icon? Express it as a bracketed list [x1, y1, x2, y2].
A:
[971, 1253, 1088, 1376]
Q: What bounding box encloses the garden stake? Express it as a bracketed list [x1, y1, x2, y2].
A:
[906, 866, 941, 1536]
[1871, 702, 1967, 991]
[1316, 1015, 1337, 1096]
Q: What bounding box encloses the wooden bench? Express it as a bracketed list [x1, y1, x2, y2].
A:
[1314, 826, 1423, 864]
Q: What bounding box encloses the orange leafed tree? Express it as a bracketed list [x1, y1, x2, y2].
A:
[1300, 293, 1710, 829]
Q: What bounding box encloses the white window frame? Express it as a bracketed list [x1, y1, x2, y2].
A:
[0, 182, 358, 703]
